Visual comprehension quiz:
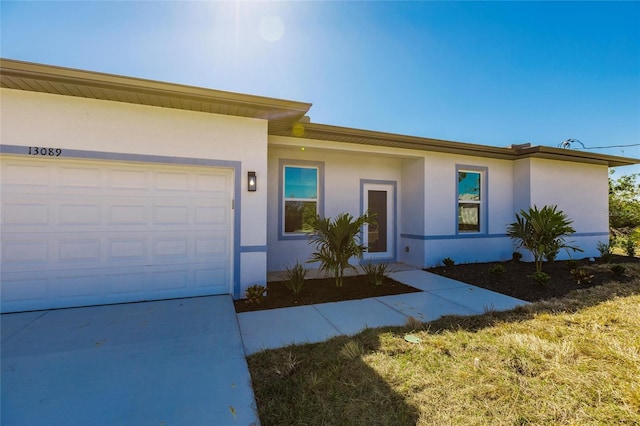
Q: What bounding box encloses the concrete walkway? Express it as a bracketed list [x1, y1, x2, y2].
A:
[239, 268, 528, 355]
[1, 267, 527, 425]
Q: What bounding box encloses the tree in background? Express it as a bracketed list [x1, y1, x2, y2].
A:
[609, 172, 640, 230]
[609, 172, 640, 256]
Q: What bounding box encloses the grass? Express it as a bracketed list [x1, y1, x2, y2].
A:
[247, 263, 640, 425]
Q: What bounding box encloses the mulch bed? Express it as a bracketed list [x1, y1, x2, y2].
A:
[234, 275, 420, 313]
[234, 255, 639, 313]
[427, 255, 640, 302]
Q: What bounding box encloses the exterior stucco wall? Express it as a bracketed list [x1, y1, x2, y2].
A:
[420, 152, 516, 266]
[267, 145, 403, 271]
[398, 158, 426, 267]
[527, 158, 609, 259]
[1, 88, 268, 297]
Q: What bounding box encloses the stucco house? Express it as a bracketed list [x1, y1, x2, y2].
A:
[1, 59, 638, 313]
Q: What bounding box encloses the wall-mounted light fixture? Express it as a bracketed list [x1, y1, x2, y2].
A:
[248, 171, 257, 192]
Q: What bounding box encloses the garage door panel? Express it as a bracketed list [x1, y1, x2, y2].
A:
[154, 171, 190, 191]
[195, 174, 232, 192]
[59, 165, 102, 188]
[1, 156, 234, 313]
[2, 200, 49, 226]
[108, 238, 148, 262]
[55, 274, 104, 298]
[1, 240, 51, 266]
[1, 162, 51, 186]
[58, 239, 102, 264]
[107, 168, 149, 190]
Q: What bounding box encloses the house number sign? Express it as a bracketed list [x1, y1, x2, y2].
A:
[28, 147, 63, 157]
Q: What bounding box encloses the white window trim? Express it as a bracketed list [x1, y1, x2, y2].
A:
[278, 159, 325, 241]
[456, 165, 488, 235]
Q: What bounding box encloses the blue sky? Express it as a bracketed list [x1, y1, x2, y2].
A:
[2, 1, 639, 175]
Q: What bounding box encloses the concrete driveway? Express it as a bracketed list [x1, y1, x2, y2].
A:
[1, 296, 259, 426]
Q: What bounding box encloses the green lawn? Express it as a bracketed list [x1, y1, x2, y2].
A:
[247, 263, 640, 425]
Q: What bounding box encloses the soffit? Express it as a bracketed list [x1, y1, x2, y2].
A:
[269, 121, 640, 167]
[269, 121, 516, 160]
[0, 59, 312, 121]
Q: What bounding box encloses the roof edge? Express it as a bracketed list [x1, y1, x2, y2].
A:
[270, 121, 640, 167]
[514, 145, 640, 168]
[0, 58, 312, 121]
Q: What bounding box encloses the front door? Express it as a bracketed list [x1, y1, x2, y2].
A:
[362, 182, 395, 260]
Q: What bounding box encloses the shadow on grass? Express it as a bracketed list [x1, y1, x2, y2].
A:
[426, 272, 640, 335]
[247, 266, 639, 425]
[247, 332, 421, 426]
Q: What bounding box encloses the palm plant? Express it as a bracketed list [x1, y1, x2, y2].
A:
[307, 212, 375, 287]
[506, 205, 582, 273]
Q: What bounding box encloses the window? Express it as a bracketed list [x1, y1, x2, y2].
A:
[458, 170, 482, 232]
[283, 165, 318, 234]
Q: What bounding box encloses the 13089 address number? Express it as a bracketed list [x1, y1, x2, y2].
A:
[28, 147, 62, 156]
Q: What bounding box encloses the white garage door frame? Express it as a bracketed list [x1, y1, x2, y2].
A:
[0, 144, 242, 312]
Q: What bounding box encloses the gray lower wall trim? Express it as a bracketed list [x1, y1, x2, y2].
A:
[401, 231, 609, 241]
[402, 233, 508, 240]
[0, 144, 240, 169]
[240, 246, 268, 253]
[572, 232, 610, 238]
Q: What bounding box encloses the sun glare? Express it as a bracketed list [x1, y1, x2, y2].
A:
[258, 15, 284, 42]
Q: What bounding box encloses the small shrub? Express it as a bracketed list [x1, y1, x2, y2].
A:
[610, 264, 626, 278]
[307, 211, 375, 287]
[245, 284, 266, 305]
[567, 259, 578, 269]
[624, 238, 637, 257]
[529, 271, 551, 286]
[570, 268, 594, 285]
[512, 251, 523, 262]
[443, 257, 455, 267]
[507, 205, 581, 273]
[360, 261, 391, 286]
[597, 241, 613, 262]
[272, 352, 298, 377]
[488, 264, 506, 279]
[282, 262, 308, 295]
[340, 340, 365, 360]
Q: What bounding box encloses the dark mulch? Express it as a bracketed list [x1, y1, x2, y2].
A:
[234, 255, 640, 313]
[234, 275, 421, 313]
[427, 255, 640, 303]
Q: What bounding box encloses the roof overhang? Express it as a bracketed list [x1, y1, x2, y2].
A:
[0, 58, 312, 122]
[269, 121, 640, 167]
[2, 58, 638, 168]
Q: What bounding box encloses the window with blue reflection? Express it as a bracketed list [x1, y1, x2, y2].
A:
[458, 171, 482, 232]
[284, 166, 318, 233]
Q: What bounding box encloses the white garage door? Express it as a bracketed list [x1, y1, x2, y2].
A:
[1, 156, 234, 313]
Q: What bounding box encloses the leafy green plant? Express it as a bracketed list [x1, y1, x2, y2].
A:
[512, 251, 523, 262]
[507, 205, 582, 273]
[597, 241, 613, 262]
[529, 271, 551, 286]
[610, 264, 626, 278]
[570, 268, 594, 285]
[245, 284, 266, 305]
[488, 264, 506, 279]
[442, 257, 455, 267]
[360, 261, 391, 286]
[624, 238, 637, 257]
[307, 212, 375, 287]
[282, 262, 308, 295]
